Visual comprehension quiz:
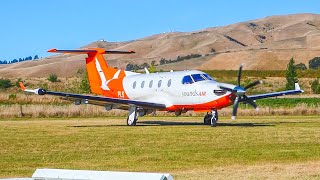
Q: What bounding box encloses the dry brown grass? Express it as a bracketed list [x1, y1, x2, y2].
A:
[0, 104, 125, 118]
[0, 93, 64, 104]
[178, 161, 320, 180]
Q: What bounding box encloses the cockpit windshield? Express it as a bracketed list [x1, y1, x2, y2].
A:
[191, 74, 205, 82]
[203, 74, 214, 81]
[182, 73, 215, 84]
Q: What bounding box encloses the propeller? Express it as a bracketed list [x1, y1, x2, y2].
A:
[219, 65, 262, 120]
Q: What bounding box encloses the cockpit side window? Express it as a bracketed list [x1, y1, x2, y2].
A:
[203, 74, 214, 81]
[191, 74, 205, 82]
[182, 75, 194, 84]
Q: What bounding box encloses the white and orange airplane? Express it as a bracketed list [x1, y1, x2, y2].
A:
[20, 48, 303, 127]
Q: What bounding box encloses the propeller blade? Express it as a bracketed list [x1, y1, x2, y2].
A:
[237, 64, 243, 86]
[232, 96, 240, 120]
[247, 99, 258, 109]
[244, 80, 263, 90]
[243, 95, 259, 111]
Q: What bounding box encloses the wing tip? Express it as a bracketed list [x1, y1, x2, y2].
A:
[18, 82, 26, 91]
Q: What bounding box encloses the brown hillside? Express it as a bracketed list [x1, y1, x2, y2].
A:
[1, 13, 320, 78]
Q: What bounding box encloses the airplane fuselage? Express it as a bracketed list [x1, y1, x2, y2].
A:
[119, 70, 235, 112]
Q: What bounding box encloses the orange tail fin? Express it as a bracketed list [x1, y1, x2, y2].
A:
[48, 48, 135, 96]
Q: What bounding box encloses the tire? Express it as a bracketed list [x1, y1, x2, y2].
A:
[127, 117, 137, 126]
[211, 110, 218, 127]
[204, 114, 212, 125]
[210, 116, 217, 127]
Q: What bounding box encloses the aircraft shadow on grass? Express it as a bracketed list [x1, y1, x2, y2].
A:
[138, 121, 273, 127]
[69, 121, 274, 128]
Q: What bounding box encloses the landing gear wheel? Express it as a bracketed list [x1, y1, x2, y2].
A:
[204, 113, 212, 125]
[127, 106, 139, 126]
[210, 110, 218, 127]
[127, 117, 137, 126]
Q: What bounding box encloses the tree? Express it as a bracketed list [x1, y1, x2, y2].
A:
[295, 63, 307, 70]
[11, 59, 18, 63]
[48, 74, 58, 82]
[149, 63, 156, 73]
[80, 71, 91, 93]
[126, 64, 134, 71]
[25, 56, 32, 60]
[309, 57, 320, 69]
[34, 55, 39, 60]
[159, 58, 166, 65]
[285, 58, 298, 90]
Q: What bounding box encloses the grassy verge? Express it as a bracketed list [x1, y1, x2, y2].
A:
[248, 98, 320, 108]
[0, 116, 319, 179]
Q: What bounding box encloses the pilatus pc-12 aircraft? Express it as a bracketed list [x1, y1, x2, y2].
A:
[20, 48, 303, 127]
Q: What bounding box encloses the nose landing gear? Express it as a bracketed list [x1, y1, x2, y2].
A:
[204, 110, 218, 127]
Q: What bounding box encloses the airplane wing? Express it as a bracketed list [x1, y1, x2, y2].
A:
[19, 83, 166, 110]
[240, 83, 304, 101]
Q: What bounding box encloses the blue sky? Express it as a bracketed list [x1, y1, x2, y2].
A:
[0, 0, 319, 61]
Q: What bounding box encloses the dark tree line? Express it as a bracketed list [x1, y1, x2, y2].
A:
[288, 57, 320, 70]
[0, 55, 39, 64]
[159, 54, 202, 65]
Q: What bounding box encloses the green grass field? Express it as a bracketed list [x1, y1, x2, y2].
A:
[0, 116, 319, 179]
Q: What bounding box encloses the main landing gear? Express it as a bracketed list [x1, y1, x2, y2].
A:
[127, 106, 138, 126]
[204, 110, 218, 127]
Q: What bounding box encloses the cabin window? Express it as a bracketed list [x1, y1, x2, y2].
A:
[167, 79, 172, 87]
[149, 80, 153, 88]
[182, 75, 194, 84]
[158, 80, 162, 87]
[133, 81, 137, 89]
[141, 81, 145, 88]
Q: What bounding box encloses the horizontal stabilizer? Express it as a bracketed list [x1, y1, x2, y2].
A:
[47, 48, 135, 54]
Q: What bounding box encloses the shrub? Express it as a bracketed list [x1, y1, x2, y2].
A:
[311, 79, 320, 94]
[0, 79, 13, 89]
[295, 63, 307, 70]
[48, 74, 58, 82]
[8, 94, 16, 100]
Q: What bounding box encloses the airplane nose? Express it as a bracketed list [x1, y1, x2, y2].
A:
[233, 86, 245, 96]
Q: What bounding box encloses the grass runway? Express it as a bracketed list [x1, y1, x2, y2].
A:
[0, 116, 319, 179]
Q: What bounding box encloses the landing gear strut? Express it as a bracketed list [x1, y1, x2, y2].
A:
[204, 110, 218, 127]
[127, 106, 138, 126]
